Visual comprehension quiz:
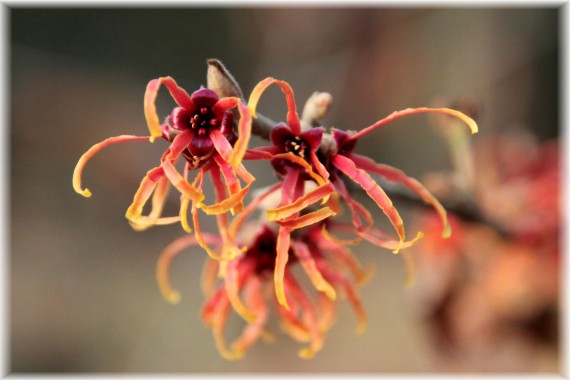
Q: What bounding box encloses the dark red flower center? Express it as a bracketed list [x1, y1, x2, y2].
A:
[161, 87, 237, 168]
[190, 106, 219, 136]
[269, 125, 323, 179]
[245, 226, 297, 276]
[284, 136, 309, 159]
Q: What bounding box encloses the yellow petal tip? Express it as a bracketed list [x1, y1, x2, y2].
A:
[442, 224, 452, 239]
[392, 244, 402, 254]
[299, 348, 315, 359]
[165, 292, 181, 305]
[325, 288, 337, 301]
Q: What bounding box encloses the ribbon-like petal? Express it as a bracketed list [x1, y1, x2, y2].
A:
[350, 153, 451, 238]
[248, 77, 302, 134]
[156, 233, 221, 305]
[350, 107, 478, 142]
[144, 77, 194, 141]
[73, 135, 150, 197]
[333, 154, 406, 252]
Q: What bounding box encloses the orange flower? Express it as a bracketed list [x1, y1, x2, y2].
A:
[411, 134, 560, 351]
[243, 78, 336, 310]
[157, 223, 372, 359]
[73, 77, 254, 253]
[321, 108, 477, 252]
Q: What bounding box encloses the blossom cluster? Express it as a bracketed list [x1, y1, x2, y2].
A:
[73, 60, 477, 359]
[411, 110, 559, 360]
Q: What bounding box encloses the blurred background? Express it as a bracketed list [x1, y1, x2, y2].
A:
[10, 6, 560, 373]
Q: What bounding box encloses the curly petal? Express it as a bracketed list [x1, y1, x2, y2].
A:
[224, 258, 257, 323]
[350, 153, 451, 238]
[228, 101, 253, 168]
[333, 154, 406, 252]
[128, 171, 181, 231]
[144, 77, 194, 141]
[156, 233, 220, 305]
[73, 135, 150, 197]
[291, 241, 337, 300]
[276, 207, 336, 230]
[230, 277, 269, 359]
[248, 77, 301, 134]
[274, 226, 292, 310]
[267, 182, 334, 221]
[229, 183, 281, 239]
[202, 289, 239, 360]
[350, 107, 478, 141]
[284, 272, 324, 359]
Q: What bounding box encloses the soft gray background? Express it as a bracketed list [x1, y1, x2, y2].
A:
[10, 7, 559, 373]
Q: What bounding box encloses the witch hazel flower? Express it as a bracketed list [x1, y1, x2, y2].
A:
[243, 78, 337, 310]
[157, 219, 371, 360]
[317, 108, 478, 256]
[246, 78, 478, 292]
[73, 68, 254, 260]
[72, 59, 480, 360]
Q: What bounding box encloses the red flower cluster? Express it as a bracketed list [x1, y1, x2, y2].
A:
[412, 128, 560, 356]
[73, 61, 477, 359]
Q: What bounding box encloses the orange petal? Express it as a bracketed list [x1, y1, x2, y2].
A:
[310, 149, 330, 181]
[225, 258, 257, 323]
[316, 231, 373, 285]
[125, 167, 165, 223]
[201, 258, 220, 298]
[73, 135, 150, 197]
[209, 165, 246, 261]
[179, 195, 193, 233]
[291, 241, 336, 300]
[162, 158, 205, 202]
[192, 198, 224, 261]
[144, 77, 193, 142]
[212, 96, 239, 114]
[276, 207, 336, 230]
[231, 277, 269, 359]
[206, 292, 240, 360]
[129, 175, 175, 232]
[273, 152, 327, 186]
[342, 279, 367, 335]
[197, 155, 253, 215]
[334, 177, 374, 233]
[351, 107, 478, 141]
[359, 228, 421, 286]
[209, 129, 234, 163]
[320, 263, 367, 335]
[333, 154, 405, 253]
[276, 300, 310, 343]
[156, 233, 220, 305]
[315, 293, 336, 334]
[284, 272, 323, 359]
[351, 153, 451, 238]
[321, 224, 362, 246]
[229, 183, 281, 239]
[161, 131, 204, 202]
[248, 77, 301, 134]
[274, 227, 292, 310]
[180, 170, 205, 233]
[360, 227, 424, 251]
[267, 183, 334, 221]
[228, 101, 253, 168]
